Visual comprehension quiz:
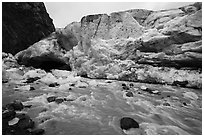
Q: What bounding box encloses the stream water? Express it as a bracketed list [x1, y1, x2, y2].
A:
[2, 78, 202, 135]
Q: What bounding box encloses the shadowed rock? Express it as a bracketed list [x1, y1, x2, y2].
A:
[2, 2, 55, 55]
[120, 117, 139, 130]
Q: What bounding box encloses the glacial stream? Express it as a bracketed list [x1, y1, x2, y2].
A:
[2, 77, 202, 135]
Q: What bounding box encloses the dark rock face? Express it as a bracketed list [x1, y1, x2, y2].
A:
[2, 2, 55, 55]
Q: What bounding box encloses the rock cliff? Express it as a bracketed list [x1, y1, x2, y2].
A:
[2, 2, 55, 55]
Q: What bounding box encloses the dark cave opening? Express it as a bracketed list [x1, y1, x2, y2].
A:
[35, 60, 72, 72]
[19, 57, 72, 72]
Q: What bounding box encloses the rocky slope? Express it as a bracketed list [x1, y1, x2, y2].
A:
[2, 2, 55, 55]
[15, 2, 202, 89]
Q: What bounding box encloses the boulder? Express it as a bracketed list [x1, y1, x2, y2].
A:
[51, 69, 73, 78]
[3, 109, 16, 121]
[39, 73, 57, 85]
[2, 2, 55, 55]
[120, 117, 139, 130]
[15, 35, 72, 71]
[48, 82, 59, 87]
[47, 96, 57, 103]
[2, 52, 19, 69]
[6, 100, 24, 111]
[15, 113, 35, 129]
[23, 69, 46, 79]
[126, 92, 134, 97]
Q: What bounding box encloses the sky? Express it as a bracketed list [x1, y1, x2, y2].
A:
[44, 2, 194, 28]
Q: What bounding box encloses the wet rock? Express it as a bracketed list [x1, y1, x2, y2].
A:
[52, 69, 73, 78]
[15, 113, 35, 129]
[64, 98, 75, 101]
[29, 87, 35, 91]
[183, 102, 188, 106]
[106, 80, 112, 83]
[2, 79, 8, 83]
[31, 129, 45, 135]
[129, 83, 134, 87]
[24, 77, 40, 83]
[47, 96, 57, 103]
[120, 117, 139, 130]
[55, 98, 64, 104]
[141, 87, 161, 95]
[151, 90, 161, 95]
[76, 81, 88, 88]
[126, 92, 134, 97]
[24, 105, 32, 108]
[140, 85, 147, 90]
[23, 69, 46, 79]
[8, 117, 19, 126]
[6, 100, 24, 111]
[123, 86, 130, 90]
[39, 73, 58, 85]
[3, 109, 16, 120]
[163, 102, 171, 106]
[70, 83, 75, 86]
[49, 82, 60, 87]
[122, 83, 130, 90]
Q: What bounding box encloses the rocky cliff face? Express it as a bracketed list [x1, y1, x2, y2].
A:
[2, 2, 55, 55]
[78, 9, 151, 53]
[15, 2, 202, 88]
